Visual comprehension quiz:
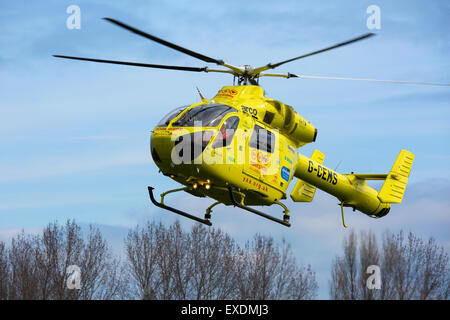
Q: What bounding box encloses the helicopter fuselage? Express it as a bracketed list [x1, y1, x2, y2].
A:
[151, 85, 409, 223]
[150, 85, 316, 206]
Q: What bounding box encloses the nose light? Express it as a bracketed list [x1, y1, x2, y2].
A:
[191, 180, 212, 191]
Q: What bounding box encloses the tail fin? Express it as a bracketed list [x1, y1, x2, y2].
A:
[290, 150, 324, 202]
[378, 150, 415, 203]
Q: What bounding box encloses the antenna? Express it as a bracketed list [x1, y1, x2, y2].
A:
[334, 160, 342, 171]
[196, 87, 207, 102]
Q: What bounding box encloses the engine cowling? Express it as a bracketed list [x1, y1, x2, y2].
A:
[261, 99, 317, 147]
[211, 85, 317, 147]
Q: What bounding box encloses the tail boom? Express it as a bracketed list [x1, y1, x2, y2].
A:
[292, 150, 413, 218]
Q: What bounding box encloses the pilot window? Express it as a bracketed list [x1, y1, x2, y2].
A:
[249, 125, 275, 153]
[212, 116, 240, 149]
[171, 104, 235, 127]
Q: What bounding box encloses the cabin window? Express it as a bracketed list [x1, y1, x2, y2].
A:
[172, 104, 235, 127]
[249, 124, 275, 153]
[212, 116, 240, 148]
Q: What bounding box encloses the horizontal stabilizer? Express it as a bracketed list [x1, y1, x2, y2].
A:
[378, 150, 415, 203]
[291, 150, 324, 202]
[290, 180, 317, 202]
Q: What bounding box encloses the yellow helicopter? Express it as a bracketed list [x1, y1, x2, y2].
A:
[54, 18, 449, 228]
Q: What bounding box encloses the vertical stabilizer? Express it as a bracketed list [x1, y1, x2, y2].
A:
[378, 150, 415, 203]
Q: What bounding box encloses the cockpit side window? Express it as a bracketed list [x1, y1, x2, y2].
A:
[172, 104, 235, 127]
[249, 124, 275, 153]
[211, 116, 240, 149]
[156, 106, 187, 127]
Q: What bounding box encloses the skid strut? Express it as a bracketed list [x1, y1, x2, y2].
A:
[340, 202, 349, 228]
[147, 186, 212, 226]
[228, 187, 291, 227]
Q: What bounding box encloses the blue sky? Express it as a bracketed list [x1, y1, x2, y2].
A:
[0, 0, 449, 298]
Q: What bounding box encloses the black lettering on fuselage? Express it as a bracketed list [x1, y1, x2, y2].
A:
[326, 168, 333, 183]
[308, 160, 314, 173]
[322, 168, 328, 181]
[308, 162, 338, 186]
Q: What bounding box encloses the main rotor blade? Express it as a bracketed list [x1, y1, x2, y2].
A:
[252, 33, 375, 75]
[53, 55, 207, 72]
[103, 18, 225, 66]
[259, 72, 450, 86]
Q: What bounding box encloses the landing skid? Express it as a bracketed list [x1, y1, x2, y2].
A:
[227, 187, 291, 227]
[147, 186, 291, 227]
[147, 186, 212, 226]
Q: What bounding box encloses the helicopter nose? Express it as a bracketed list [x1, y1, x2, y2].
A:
[150, 130, 174, 164]
[151, 128, 216, 166]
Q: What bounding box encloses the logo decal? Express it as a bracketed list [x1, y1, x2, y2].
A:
[281, 166, 290, 181]
[215, 89, 238, 98]
[241, 105, 258, 116]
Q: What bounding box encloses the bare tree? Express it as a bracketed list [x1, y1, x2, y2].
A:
[330, 230, 450, 300]
[238, 234, 280, 299]
[126, 221, 194, 299]
[126, 222, 317, 300]
[285, 264, 318, 300]
[381, 231, 449, 300]
[420, 237, 450, 299]
[0, 241, 9, 300]
[329, 230, 358, 300]
[187, 224, 240, 299]
[238, 234, 317, 300]
[78, 225, 126, 300]
[125, 221, 162, 299]
[37, 221, 83, 299]
[277, 239, 318, 300]
[358, 231, 380, 300]
[126, 222, 241, 299]
[1, 219, 320, 300]
[8, 232, 40, 299]
[5, 220, 125, 300]
[164, 221, 194, 299]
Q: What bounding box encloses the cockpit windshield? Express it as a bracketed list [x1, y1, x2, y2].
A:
[172, 104, 235, 127]
[156, 106, 187, 127]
